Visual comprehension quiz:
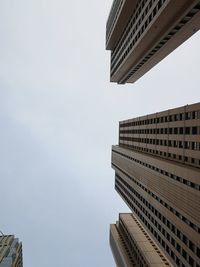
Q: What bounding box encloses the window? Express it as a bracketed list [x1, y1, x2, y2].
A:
[189, 241, 194, 252]
[182, 235, 188, 245]
[186, 112, 191, 120]
[192, 127, 197, 135]
[197, 247, 200, 258]
[192, 142, 198, 150]
[174, 128, 178, 134]
[177, 243, 181, 252]
[179, 127, 184, 134]
[185, 127, 190, 134]
[192, 111, 198, 119]
[184, 141, 190, 149]
[179, 141, 183, 148]
[182, 249, 187, 259]
[174, 141, 178, 147]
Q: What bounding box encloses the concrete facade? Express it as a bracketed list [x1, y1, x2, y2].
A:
[110, 103, 200, 267]
[110, 213, 173, 267]
[119, 103, 200, 169]
[0, 235, 23, 267]
[106, 0, 200, 84]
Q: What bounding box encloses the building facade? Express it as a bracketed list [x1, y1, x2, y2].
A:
[110, 213, 173, 267]
[0, 235, 23, 267]
[106, 0, 200, 84]
[110, 103, 200, 267]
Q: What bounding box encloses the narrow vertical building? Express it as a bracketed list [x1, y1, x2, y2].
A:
[0, 235, 23, 267]
[111, 103, 200, 267]
[106, 0, 200, 84]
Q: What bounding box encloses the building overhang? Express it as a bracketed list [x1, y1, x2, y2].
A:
[106, 0, 139, 50]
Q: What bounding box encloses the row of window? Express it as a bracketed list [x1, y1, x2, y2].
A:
[111, 0, 165, 76]
[112, 160, 200, 234]
[120, 111, 200, 128]
[119, 142, 200, 167]
[116, 184, 199, 267]
[113, 149, 200, 192]
[116, 176, 200, 258]
[119, 217, 170, 267]
[111, 0, 152, 64]
[115, 179, 200, 267]
[114, 164, 200, 236]
[120, 136, 200, 151]
[120, 126, 199, 135]
[119, 2, 200, 83]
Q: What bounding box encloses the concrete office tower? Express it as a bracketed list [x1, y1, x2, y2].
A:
[0, 235, 23, 267]
[106, 0, 200, 84]
[111, 103, 200, 266]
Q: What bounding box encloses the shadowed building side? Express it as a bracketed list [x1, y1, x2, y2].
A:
[110, 223, 136, 267]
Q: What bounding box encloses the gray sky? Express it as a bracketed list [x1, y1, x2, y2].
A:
[0, 1, 200, 266]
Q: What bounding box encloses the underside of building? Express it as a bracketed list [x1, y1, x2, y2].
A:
[106, 0, 200, 84]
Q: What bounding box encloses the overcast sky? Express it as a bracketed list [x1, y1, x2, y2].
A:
[0, 1, 200, 266]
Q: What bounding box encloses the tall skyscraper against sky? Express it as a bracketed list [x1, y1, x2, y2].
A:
[106, 0, 200, 84]
[110, 103, 200, 267]
[0, 235, 23, 267]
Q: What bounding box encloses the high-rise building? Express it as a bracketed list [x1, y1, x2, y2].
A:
[110, 103, 200, 267]
[0, 235, 23, 267]
[106, 0, 200, 84]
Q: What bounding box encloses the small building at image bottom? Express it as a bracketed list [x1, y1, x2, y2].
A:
[110, 213, 172, 267]
[0, 235, 23, 267]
